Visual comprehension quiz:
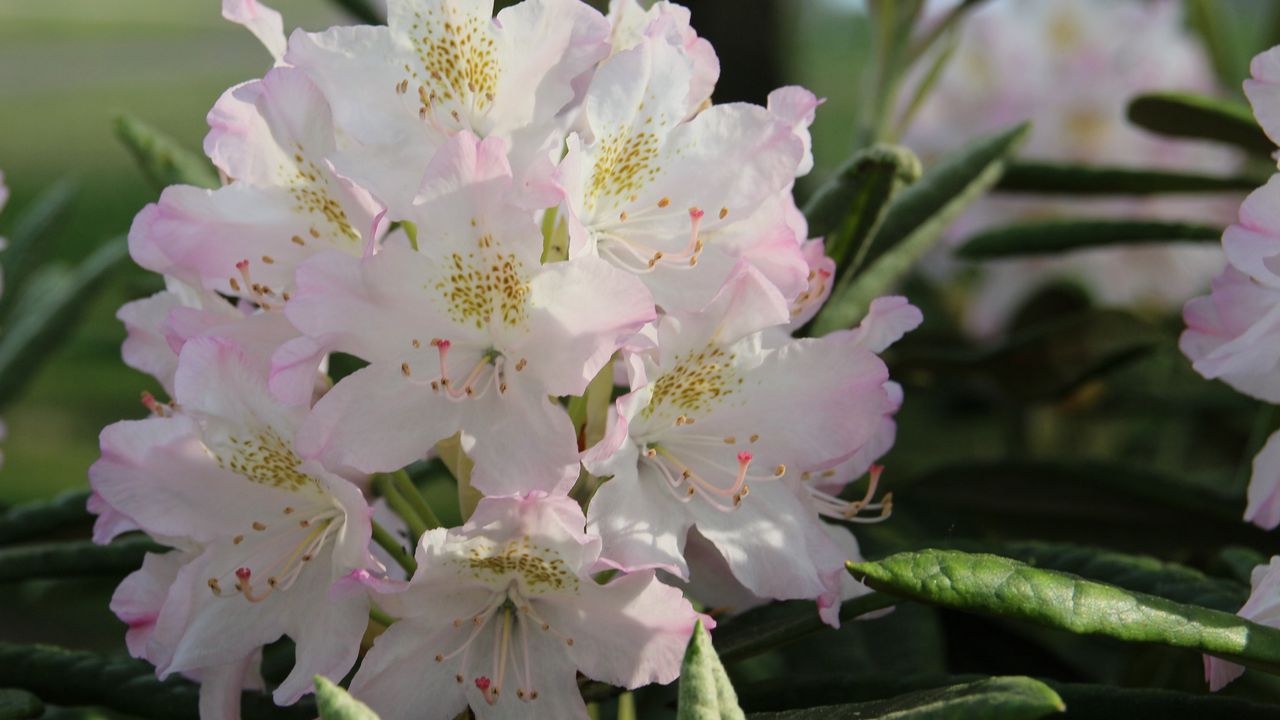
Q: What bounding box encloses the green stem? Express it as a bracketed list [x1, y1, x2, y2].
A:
[389, 470, 442, 530]
[374, 474, 429, 543]
[369, 606, 397, 628]
[371, 519, 417, 575]
[617, 691, 636, 720]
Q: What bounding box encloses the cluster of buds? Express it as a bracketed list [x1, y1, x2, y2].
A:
[89, 1, 917, 718]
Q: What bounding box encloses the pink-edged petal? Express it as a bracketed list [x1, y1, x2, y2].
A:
[91, 415, 289, 544]
[1182, 266, 1280, 402]
[767, 86, 821, 176]
[88, 490, 139, 545]
[1246, 46, 1280, 150]
[222, 0, 286, 62]
[1247, 429, 1280, 530]
[532, 570, 699, 689]
[296, 362, 460, 475]
[112, 550, 187, 658]
[690, 480, 838, 605]
[128, 184, 354, 299]
[1206, 556, 1280, 690]
[118, 291, 185, 395]
[173, 336, 307, 441]
[521, 256, 654, 396]
[849, 296, 925, 353]
[787, 238, 836, 330]
[701, 332, 893, 471]
[656, 262, 790, 361]
[672, 528, 768, 616]
[272, 562, 370, 704]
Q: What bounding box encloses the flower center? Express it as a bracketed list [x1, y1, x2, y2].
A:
[214, 426, 316, 492]
[597, 206, 716, 273]
[433, 591, 576, 707]
[433, 248, 531, 330]
[642, 339, 738, 420]
[400, 339, 525, 401]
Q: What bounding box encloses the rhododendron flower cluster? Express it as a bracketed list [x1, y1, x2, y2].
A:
[907, 0, 1237, 337]
[88, 0, 916, 717]
[1184, 43, 1280, 692]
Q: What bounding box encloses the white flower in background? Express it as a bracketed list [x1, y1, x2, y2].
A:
[905, 0, 1239, 337]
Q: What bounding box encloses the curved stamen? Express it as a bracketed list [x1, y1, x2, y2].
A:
[807, 465, 894, 523]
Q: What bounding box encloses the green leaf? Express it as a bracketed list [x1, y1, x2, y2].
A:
[802, 144, 921, 274]
[1216, 546, 1270, 586]
[995, 160, 1263, 195]
[0, 177, 78, 314]
[328, 0, 385, 24]
[0, 536, 162, 583]
[315, 676, 380, 720]
[0, 642, 311, 720]
[0, 489, 91, 545]
[0, 689, 42, 720]
[0, 236, 128, 408]
[713, 593, 898, 663]
[746, 676, 1063, 720]
[963, 541, 1248, 613]
[114, 114, 219, 191]
[740, 673, 1280, 719]
[1186, 0, 1255, 95]
[437, 433, 481, 522]
[678, 620, 745, 720]
[1127, 92, 1272, 156]
[847, 549, 1280, 675]
[812, 122, 1030, 335]
[897, 310, 1162, 403]
[956, 219, 1222, 260]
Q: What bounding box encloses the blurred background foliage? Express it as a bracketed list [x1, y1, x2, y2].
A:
[8, 0, 1280, 716]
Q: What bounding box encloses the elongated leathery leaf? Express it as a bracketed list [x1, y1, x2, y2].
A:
[0, 236, 128, 408]
[747, 676, 1063, 720]
[0, 536, 162, 583]
[984, 541, 1248, 613]
[678, 620, 745, 720]
[739, 672, 1280, 719]
[0, 643, 311, 720]
[114, 114, 219, 191]
[0, 489, 91, 545]
[957, 219, 1222, 259]
[713, 592, 898, 663]
[0, 689, 42, 720]
[995, 160, 1262, 195]
[315, 677, 380, 720]
[801, 144, 921, 274]
[847, 550, 1280, 675]
[0, 177, 78, 315]
[811, 122, 1030, 334]
[1128, 92, 1273, 156]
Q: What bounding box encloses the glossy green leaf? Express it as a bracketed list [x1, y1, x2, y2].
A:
[812, 122, 1030, 334]
[957, 219, 1222, 259]
[0, 536, 162, 583]
[847, 550, 1280, 675]
[995, 160, 1262, 195]
[0, 236, 127, 408]
[0, 489, 91, 545]
[0, 689, 42, 720]
[747, 676, 1063, 720]
[0, 642, 310, 720]
[740, 673, 1280, 719]
[315, 677, 380, 720]
[114, 114, 219, 191]
[964, 541, 1248, 613]
[678, 620, 745, 720]
[802, 144, 921, 274]
[1127, 92, 1272, 156]
[0, 177, 78, 314]
[713, 593, 898, 663]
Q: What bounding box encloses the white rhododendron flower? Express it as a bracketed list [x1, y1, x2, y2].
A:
[350, 493, 702, 719]
[89, 0, 918, 715]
